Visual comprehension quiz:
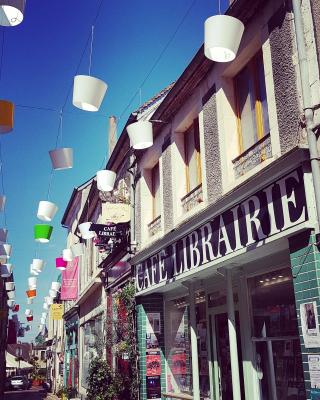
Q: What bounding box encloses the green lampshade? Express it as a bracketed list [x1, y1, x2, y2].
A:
[34, 224, 53, 243]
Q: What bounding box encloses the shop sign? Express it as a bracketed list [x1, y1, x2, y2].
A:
[50, 304, 64, 320]
[136, 168, 307, 293]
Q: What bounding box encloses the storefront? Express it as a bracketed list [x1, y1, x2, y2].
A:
[135, 166, 318, 400]
[64, 317, 79, 389]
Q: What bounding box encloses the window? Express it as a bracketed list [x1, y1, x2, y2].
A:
[184, 118, 202, 194]
[151, 162, 160, 220]
[40, 350, 45, 361]
[235, 50, 270, 154]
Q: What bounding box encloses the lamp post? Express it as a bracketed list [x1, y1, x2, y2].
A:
[15, 344, 22, 375]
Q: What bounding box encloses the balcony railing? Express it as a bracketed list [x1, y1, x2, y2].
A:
[181, 184, 203, 213]
[232, 133, 272, 179]
[148, 215, 162, 237]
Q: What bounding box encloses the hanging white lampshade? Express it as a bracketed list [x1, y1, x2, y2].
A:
[0, 228, 8, 243]
[0, 243, 11, 258]
[51, 281, 61, 291]
[45, 296, 53, 305]
[25, 308, 32, 316]
[49, 289, 57, 298]
[7, 290, 15, 299]
[32, 258, 45, 273]
[5, 281, 14, 291]
[96, 170, 116, 192]
[73, 75, 107, 112]
[40, 317, 46, 325]
[204, 15, 244, 62]
[37, 201, 58, 222]
[30, 264, 39, 276]
[49, 148, 73, 170]
[62, 248, 73, 262]
[27, 297, 33, 305]
[0, 0, 25, 27]
[71, 242, 84, 257]
[78, 222, 95, 239]
[7, 299, 14, 308]
[43, 303, 49, 310]
[28, 277, 37, 289]
[0, 195, 5, 211]
[127, 120, 153, 150]
[41, 312, 47, 318]
[1, 263, 12, 277]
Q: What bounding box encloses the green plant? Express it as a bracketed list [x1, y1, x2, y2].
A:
[86, 358, 118, 400]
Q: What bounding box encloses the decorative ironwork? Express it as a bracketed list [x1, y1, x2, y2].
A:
[232, 133, 272, 179]
[181, 184, 203, 213]
[148, 215, 162, 237]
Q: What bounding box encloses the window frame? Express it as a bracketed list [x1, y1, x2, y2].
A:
[183, 118, 202, 195]
[234, 50, 269, 158]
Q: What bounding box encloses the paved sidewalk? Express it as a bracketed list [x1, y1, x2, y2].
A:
[45, 394, 60, 400]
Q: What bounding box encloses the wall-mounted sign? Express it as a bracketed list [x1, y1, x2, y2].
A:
[136, 168, 308, 293]
[90, 222, 129, 246]
[102, 202, 130, 223]
[300, 301, 320, 348]
[50, 304, 64, 320]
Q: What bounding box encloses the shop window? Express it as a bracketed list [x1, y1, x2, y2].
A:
[181, 118, 203, 212]
[165, 292, 210, 399]
[233, 50, 272, 178]
[249, 268, 306, 399]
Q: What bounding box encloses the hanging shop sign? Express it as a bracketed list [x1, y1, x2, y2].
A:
[136, 168, 308, 293]
[61, 257, 79, 301]
[90, 222, 129, 253]
[50, 304, 64, 320]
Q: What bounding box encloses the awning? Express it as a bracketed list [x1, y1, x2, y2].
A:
[6, 352, 33, 369]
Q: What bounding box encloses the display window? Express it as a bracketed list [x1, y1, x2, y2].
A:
[165, 292, 211, 400]
[249, 267, 306, 399]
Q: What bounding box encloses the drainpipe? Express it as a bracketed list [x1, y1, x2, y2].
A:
[292, 0, 320, 231]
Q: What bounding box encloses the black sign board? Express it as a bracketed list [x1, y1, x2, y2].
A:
[90, 222, 129, 246]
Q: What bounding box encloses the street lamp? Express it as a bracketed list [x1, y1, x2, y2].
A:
[15, 345, 22, 375]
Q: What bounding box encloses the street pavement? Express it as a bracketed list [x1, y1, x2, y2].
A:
[3, 387, 52, 400]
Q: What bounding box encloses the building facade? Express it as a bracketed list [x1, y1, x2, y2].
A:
[129, 1, 320, 399]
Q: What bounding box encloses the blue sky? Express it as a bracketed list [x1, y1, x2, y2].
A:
[1, 0, 228, 341]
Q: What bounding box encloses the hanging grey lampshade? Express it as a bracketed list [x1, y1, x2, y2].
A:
[49, 148, 73, 170]
[0, 0, 25, 27]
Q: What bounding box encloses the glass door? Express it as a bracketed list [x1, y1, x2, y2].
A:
[211, 311, 245, 399]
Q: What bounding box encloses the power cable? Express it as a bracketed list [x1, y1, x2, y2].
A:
[119, 0, 198, 120]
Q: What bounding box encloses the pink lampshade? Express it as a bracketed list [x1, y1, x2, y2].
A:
[56, 257, 67, 271]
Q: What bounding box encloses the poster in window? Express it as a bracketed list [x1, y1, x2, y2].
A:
[171, 351, 187, 375]
[146, 353, 161, 376]
[146, 375, 161, 400]
[147, 312, 161, 334]
[300, 302, 320, 348]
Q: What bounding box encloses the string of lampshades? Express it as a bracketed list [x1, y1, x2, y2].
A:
[0, 0, 244, 332]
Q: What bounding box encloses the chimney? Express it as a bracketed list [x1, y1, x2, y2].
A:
[108, 116, 117, 158]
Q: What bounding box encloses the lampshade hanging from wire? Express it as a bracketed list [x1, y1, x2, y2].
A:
[78, 222, 95, 239]
[73, 75, 107, 112]
[127, 120, 153, 150]
[49, 148, 73, 170]
[7, 299, 14, 308]
[30, 264, 39, 276]
[62, 248, 73, 262]
[32, 258, 45, 273]
[51, 281, 61, 292]
[26, 289, 36, 298]
[96, 170, 116, 192]
[56, 257, 67, 271]
[0, 243, 11, 258]
[7, 290, 15, 299]
[0, 100, 14, 133]
[34, 224, 53, 243]
[0, 0, 25, 27]
[28, 277, 37, 289]
[204, 15, 244, 62]
[5, 281, 14, 291]
[0, 263, 12, 277]
[37, 201, 58, 222]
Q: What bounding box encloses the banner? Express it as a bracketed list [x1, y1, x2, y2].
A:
[50, 304, 64, 320]
[61, 257, 79, 300]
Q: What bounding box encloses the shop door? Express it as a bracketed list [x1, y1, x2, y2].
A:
[212, 312, 245, 400]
